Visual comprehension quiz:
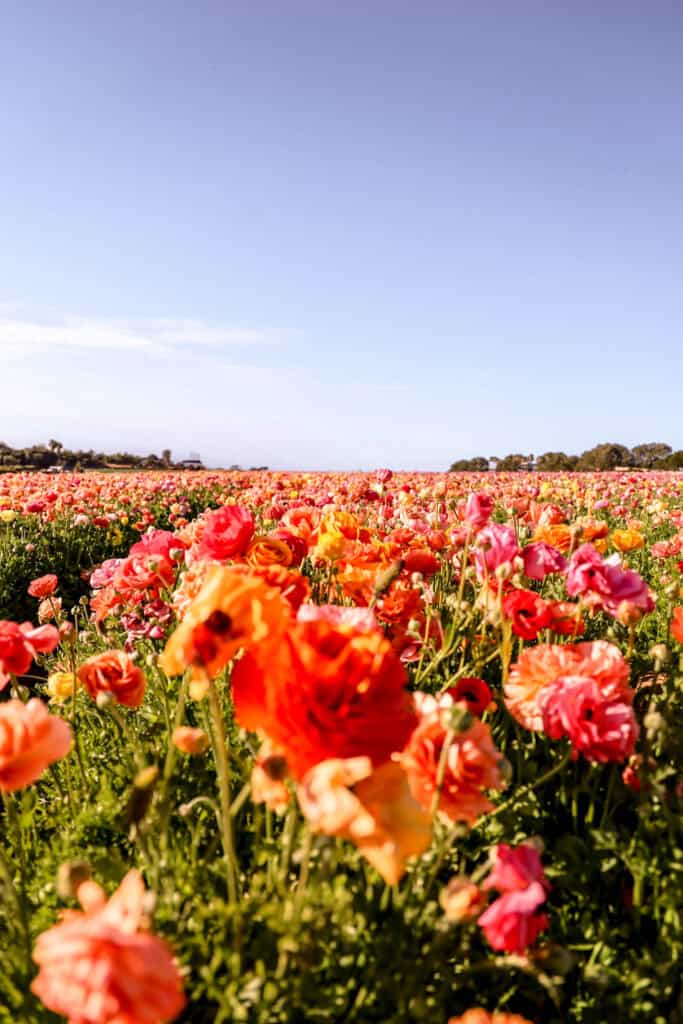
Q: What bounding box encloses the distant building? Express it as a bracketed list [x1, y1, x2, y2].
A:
[178, 458, 204, 470]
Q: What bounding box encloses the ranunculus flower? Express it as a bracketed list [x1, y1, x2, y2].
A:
[547, 600, 585, 636]
[297, 756, 431, 885]
[611, 528, 645, 552]
[46, 671, 78, 704]
[440, 877, 485, 922]
[232, 620, 416, 779]
[78, 650, 147, 708]
[196, 505, 255, 562]
[449, 1010, 535, 1024]
[449, 677, 494, 716]
[32, 870, 185, 1024]
[566, 544, 654, 618]
[160, 567, 290, 684]
[28, 574, 59, 598]
[502, 589, 552, 640]
[296, 603, 378, 632]
[521, 542, 567, 580]
[505, 640, 631, 731]
[483, 843, 549, 894]
[478, 882, 549, 953]
[401, 712, 505, 825]
[0, 620, 60, 689]
[671, 607, 683, 645]
[172, 726, 209, 754]
[245, 535, 294, 569]
[0, 699, 72, 791]
[473, 524, 519, 580]
[464, 492, 494, 531]
[540, 675, 638, 762]
[403, 548, 440, 575]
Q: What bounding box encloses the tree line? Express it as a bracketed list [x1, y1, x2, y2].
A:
[0, 440, 177, 471]
[449, 442, 683, 472]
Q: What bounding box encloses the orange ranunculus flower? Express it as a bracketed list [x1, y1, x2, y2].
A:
[505, 640, 631, 731]
[531, 523, 573, 553]
[401, 714, 505, 825]
[172, 726, 209, 754]
[449, 1011, 535, 1024]
[78, 650, 147, 708]
[159, 567, 290, 682]
[32, 870, 185, 1024]
[245, 535, 294, 569]
[0, 699, 72, 792]
[579, 519, 609, 544]
[232, 620, 417, 779]
[671, 607, 683, 644]
[611, 528, 645, 553]
[297, 756, 431, 885]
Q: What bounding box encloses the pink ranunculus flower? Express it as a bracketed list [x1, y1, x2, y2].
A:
[483, 843, 550, 895]
[521, 542, 567, 580]
[473, 523, 520, 580]
[296, 603, 378, 632]
[196, 505, 255, 562]
[32, 870, 186, 1024]
[540, 675, 638, 763]
[566, 544, 654, 618]
[478, 882, 549, 953]
[464, 492, 494, 531]
[90, 558, 125, 589]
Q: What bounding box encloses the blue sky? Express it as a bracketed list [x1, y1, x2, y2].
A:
[1, 1, 682, 469]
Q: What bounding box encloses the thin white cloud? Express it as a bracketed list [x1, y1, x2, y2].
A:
[0, 316, 301, 359]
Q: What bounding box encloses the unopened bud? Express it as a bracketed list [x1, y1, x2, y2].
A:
[56, 860, 92, 901]
[95, 690, 115, 709]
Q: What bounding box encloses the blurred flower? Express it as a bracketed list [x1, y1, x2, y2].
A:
[245, 535, 294, 569]
[671, 606, 683, 645]
[521, 542, 567, 580]
[297, 756, 430, 885]
[449, 1009, 535, 1024]
[440, 876, 485, 922]
[78, 650, 146, 708]
[478, 883, 549, 953]
[0, 698, 72, 791]
[483, 843, 549, 894]
[172, 726, 209, 755]
[160, 567, 289, 682]
[611, 528, 645, 552]
[32, 870, 185, 1024]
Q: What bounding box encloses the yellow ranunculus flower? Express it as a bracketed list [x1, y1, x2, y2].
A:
[46, 671, 78, 704]
[611, 529, 645, 553]
[0, 509, 17, 523]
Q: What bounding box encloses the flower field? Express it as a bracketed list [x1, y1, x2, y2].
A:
[1, 468, 683, 1024]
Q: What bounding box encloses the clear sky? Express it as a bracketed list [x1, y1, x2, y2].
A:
[1, 1, 682, 470]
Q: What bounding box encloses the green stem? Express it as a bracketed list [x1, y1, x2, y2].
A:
[207, 679, 239, 906]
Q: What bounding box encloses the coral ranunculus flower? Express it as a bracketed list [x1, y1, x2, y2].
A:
[159, 567, 290, 682]
[78, 650, 147, 708]
[401, 714, 505, 825]
[232, 620, 417, 779]
[28, 573, 59, 598]
[297, 756, 431, 885]
[0, 698, 72, 791]
[196, 504, 255, 562]
[671, 606, 683, 644]
[505, 640, 631, 731]
[449, 1009, 536, 1024]
[32, 870, 186, 1024]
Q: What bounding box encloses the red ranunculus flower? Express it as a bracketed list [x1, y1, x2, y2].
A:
[28, 574, 59, 598]
[502, 589, 552, 640]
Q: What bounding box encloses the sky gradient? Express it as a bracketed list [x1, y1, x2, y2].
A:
[1, 1, 682, 469]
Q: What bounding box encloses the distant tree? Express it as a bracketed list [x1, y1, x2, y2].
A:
[631, 443, 673, 468]
[660, 450, 683, 470]
[536, 451, 579, 471]
[449, 457, 489, 472]
[576, 443, 634, 471]
[162, 449, 172, 467]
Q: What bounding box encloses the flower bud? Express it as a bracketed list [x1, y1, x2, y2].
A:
[56, 860, 92, 901]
